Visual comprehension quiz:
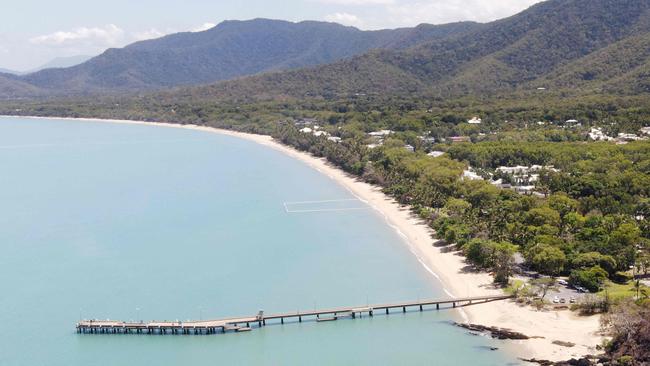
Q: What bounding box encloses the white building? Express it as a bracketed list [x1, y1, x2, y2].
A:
[589, 127, 613, 141]
[427, 151, 445, 158]
[565, 119, 581, 127]
[368, 130, 393, 137]
[294, 118, 319, 126]
[617, 133, 643, 142]
[463, 169, 483, 181]
[468, 117, 482, 124]
[404, 144, 415, 152]
[496, 165, 558, 175]
[495, 165, 558, 187]
[313, 130, 330, 137]
[496, 165, 530, 175]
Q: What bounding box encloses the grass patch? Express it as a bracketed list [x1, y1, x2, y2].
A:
[599, 281, 649, 300]
[505, 279, 526, 295]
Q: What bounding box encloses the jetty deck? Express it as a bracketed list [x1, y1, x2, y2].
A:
[77, 294, 512, 335]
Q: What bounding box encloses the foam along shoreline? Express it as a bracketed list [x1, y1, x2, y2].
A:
[2, 115, 604, 361]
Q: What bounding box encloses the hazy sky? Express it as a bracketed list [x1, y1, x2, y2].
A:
[0, 0, 544, 71]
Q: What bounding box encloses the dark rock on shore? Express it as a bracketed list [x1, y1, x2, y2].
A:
[520, 357, 599, 366]
[551, 340, 576, 348]
[454, 322, 533, 340]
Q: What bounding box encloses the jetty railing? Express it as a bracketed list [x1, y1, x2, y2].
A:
[76, 294, 513, 335]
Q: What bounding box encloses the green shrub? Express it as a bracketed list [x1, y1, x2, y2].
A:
[572, 252, 617, 276]
[617, 355, 633, 366]
[611, 271, 633, 284]
[463, 239, 496, 268]
[569, 265, 609, 292]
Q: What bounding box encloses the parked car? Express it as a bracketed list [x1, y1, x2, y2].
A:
[570, 297, 576, 304]
[557, 279, 569, 286]
[559, 298, 566, 304]
[553, 296, 560, 303]
[575, 286, 588, 293]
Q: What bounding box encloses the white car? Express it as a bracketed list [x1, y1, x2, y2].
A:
[557, 279, 569, 286]
[553, 296, 560, 303]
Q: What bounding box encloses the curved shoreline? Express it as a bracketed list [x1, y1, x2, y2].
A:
[1, 115, 603, 361]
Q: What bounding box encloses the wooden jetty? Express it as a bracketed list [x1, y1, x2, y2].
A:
[76, 294, 513, 335]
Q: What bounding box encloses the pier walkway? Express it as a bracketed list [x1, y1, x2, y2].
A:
[76, 294, 513, 335]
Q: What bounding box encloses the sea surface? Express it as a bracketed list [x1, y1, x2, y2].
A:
[0, 117, 520, 365]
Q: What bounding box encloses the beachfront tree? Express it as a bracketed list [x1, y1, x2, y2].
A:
[569, 265, 609, 292]
[492, 242, 518, 285]
[636, 254, 650, 276]
[609, 223, 641, 270]
[572, 252, 618, 276]
[525, 206, 561, 228]
[463, 239, 496, 268]
[444, 198, 471, 218]
[530, 245, 567, 276]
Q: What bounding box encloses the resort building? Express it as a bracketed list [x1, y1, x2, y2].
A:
[300, 126, 333, 138]
[467, 117, 482, 124]
[496, 165, 558, 175]
[294, 118, 319, 126]
[565, 119, 581, 127]
[617, 133, 644, 142]
[368, 130, 394, 137]
[588, 127, 613, 141]
[313, 130, 330, 137]
[447, 136, 471, 143]
[463, 168, 483, 181]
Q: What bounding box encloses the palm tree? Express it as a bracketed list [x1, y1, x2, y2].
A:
[633, 279, 641, 300]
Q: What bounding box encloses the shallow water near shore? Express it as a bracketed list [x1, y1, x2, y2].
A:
[0, 116, 520, 365]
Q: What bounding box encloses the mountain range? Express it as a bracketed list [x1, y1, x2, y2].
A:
[0, 55, 93, 76]
[193, 0, 650, 101]
[2, 0, 650, 100]
[0, 19, 478, 98]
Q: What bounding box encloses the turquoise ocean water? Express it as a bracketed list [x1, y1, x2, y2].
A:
[0, 117, 520, 365]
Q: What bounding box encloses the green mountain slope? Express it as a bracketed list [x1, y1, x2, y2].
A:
[534, 32, 650, 94]
[4, 0, 650, 100]
[0, 74, 45, 99]
[0, 19, 477, 98]
[181, 0, 650, 100]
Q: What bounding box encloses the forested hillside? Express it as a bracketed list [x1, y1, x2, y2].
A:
[0, 19, 478, 97]
[177, 0, 650, 101]
[3, 0, 650, 100]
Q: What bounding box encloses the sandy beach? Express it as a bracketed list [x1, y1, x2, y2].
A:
[3, 115, 604, 361]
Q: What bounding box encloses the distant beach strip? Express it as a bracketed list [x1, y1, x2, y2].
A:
[283, 198, 369, 213]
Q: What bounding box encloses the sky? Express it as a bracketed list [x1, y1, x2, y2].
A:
[0, 0, 544, 71]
